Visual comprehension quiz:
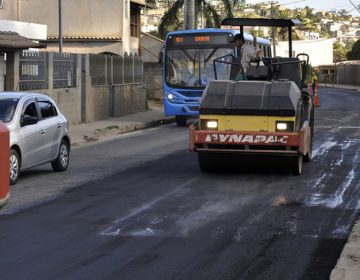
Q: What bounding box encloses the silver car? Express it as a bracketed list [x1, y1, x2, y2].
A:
[0, 92, 70, 185]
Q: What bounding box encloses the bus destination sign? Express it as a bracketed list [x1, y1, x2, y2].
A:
[171, 34, 231, 46]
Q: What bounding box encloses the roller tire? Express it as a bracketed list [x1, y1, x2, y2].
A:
[291, 155, 303, 175]
[198, 152, 216, 173]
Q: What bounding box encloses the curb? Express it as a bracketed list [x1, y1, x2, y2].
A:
[72, 116, 176, 146]
[320, 84, 360, 92]
[330, 215, 360, 280]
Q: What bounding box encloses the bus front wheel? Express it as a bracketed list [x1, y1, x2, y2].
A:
[175, 115, 187, 127]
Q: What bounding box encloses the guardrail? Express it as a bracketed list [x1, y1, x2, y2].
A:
[0, 122, 9, 208]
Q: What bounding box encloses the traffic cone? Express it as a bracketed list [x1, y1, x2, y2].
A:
[314, 85, 320, 107]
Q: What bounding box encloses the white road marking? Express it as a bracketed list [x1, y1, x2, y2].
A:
[326, 169, 356, 208]
[312, 140, 337, 158]
[316, 126, 360, 129]
[307, 150, 359, 209]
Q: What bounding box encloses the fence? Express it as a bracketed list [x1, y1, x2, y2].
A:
[6, 51, 146, 124]
[318, 62, 360, 86]
[53, 53, 77, 89]
[89, 52, 143, 86]
[19, 51, 49, 90]
[336, 63, 360, 86]
[18, 51, 143, 90]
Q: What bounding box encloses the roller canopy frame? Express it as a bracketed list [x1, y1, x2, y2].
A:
[221, 18, 302, 58]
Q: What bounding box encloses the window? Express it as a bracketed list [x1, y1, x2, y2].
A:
[0, 98, 18, 123]
[0, 0, 3, 9]
[38, 101, 57, 119]
[130, 3, 140, 37]
[24, 102, 38, 118]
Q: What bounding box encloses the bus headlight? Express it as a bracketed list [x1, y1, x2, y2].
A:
[276, 121, 294, 132]
[166, 92, 180, 103]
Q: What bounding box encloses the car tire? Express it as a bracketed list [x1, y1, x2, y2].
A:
[10, 149, 20, 185]
[291, 155, 303, 175]
[51, 139, 70, 172]
[175, 115, 187, 127]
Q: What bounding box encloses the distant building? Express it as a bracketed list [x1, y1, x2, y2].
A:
[304, 31, 320, 40]
[0, 6, 48, 91]
[0, 0, 148, 55]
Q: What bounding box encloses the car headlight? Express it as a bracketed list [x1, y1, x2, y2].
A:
[201, 119, 218, 130]
[276, 121, 294, 132]
[166, 92, 181, 103]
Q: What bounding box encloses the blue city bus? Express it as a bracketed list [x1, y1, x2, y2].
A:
[163, 28, 271, 126]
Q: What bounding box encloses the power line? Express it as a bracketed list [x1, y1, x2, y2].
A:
[348, 0, 360, 13]
[279, 0, 306, 5]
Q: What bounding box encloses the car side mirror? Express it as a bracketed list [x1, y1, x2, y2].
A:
[21, 115, 38, 127]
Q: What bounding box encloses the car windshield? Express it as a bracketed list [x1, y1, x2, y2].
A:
[0, 98, 19, 123]
[165, 47, 233, 88]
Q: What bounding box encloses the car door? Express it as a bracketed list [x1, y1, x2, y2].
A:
[37, 99, 62, 160]
[19, 100, 47, 168]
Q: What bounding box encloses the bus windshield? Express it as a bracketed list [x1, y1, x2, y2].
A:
[166, 47, 233, 88]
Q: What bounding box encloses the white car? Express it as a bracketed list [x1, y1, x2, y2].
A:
[0, 92, 71, 185]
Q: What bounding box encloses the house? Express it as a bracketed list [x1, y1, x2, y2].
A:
[0, 4, 48, 91]
[0, 0, 148, 55]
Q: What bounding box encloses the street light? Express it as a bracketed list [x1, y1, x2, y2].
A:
[58, 0, 63, 53]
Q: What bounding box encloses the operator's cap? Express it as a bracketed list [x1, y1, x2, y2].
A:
[230, 33, 245, 43]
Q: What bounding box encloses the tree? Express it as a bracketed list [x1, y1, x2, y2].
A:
[145, 0, 157, 6]
[158, 0, 237, 38]
[333, 41, 347, 62]
[347, 40, 360, 60]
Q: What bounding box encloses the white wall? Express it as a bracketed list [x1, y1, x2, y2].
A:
[19, 0, 122, 39]
[0, 19, 47, 40]
[275, 39, 334, 66]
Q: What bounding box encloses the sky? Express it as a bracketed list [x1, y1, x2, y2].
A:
[245, 0, 360, 16]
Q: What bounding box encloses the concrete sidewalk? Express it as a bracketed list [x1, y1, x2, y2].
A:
[69, 102, 174, 146]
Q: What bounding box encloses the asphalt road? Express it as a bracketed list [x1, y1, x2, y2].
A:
[0, 88, 359, 280]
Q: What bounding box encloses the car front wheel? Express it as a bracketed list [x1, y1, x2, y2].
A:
[51, 140, 70, 172]
[10, 149, 20, 185]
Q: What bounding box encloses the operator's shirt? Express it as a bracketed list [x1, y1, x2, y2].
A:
[240, 42, 259, 74]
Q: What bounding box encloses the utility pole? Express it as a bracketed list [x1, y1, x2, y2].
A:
[268, 0, 305, 57]
[17, 0, 21, 21]
[270, 1, 278, 57]
[58, 0, 63, 53]
[184, 0, 196, 30]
